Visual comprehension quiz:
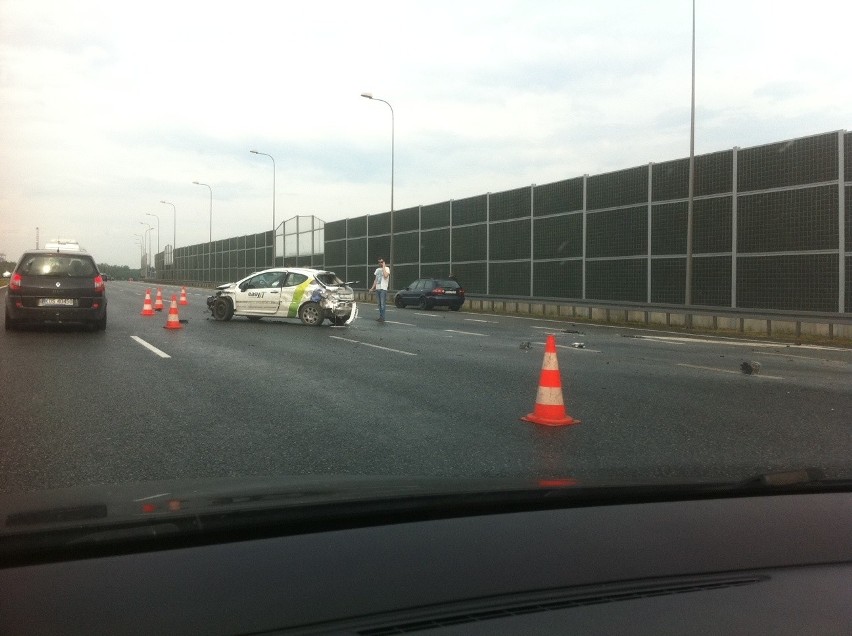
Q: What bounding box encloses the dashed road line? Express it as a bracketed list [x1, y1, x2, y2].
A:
[544, 342, 601, 353]
[330, 335, 417, 356]
[677, 363, 783, 379]
[444, 329, 488, 337]
[131, 336, 171, 358]
[640, 335, 847, 351]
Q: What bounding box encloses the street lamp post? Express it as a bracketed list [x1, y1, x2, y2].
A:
[145, 212, 160, 270]
[133, 233, 144, 276]
[160, 200, 177, 280]
[361, 92, 395, 266]
[685, 0, 696, 316]
[139, 223, 153, 278]
[193, 181, 213, 282]
[250, 150, 276, 267]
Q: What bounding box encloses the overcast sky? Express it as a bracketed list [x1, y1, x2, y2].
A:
[1, 0, 850, 267]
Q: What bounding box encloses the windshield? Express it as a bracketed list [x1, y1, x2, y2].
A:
[0, 0, 850, 526]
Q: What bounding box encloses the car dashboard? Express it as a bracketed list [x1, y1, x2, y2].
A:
[1, 488, 850, 635]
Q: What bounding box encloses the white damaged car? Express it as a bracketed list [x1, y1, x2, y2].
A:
[206, 267, 358, 326]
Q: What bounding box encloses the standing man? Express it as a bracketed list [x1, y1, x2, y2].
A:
[369, 257, 390, 322]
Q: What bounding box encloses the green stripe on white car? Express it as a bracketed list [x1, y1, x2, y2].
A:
[287, 278, 313, 317]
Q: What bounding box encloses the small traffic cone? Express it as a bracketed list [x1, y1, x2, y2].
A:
[179, 286, 188, 306]
[153, 288, 164, 311]
[521, 334, 580, 426]
[164, 295, 182, 330]
[140, 289, 155, 316]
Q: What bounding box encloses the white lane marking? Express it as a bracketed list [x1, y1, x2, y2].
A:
[755, 351, 849, 364]
[330, 335, 417, 356]
[639, 335, 848, 351]
[385, 320, 415, 326]
[677, 363, 783, 379]
[465, 318, 497, 323]
[629, 337, 686, 345]
[413, 312, 441, 317]
[542, 342, 602, 353]
[444, 329, 487, 337]
[131, 336, 172, 358]
[133, 493, 171, 502]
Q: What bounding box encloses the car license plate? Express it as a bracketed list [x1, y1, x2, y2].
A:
[445, 290, 456, 295]
[38, 298, 76, 307]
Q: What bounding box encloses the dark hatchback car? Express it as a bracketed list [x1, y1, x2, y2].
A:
[394, 277, 465, 311]
[4, 245, 107, 331]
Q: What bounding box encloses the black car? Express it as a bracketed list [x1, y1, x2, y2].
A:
[4, 245, 107, 331]
[394, 277, 465, 310]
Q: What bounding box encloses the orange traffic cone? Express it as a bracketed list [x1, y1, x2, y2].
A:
[140, 289, 155, 316]
[154, 288, 164, 311]
[164, 295, 182, 330]
[179, 286, 188, 306]
[521, 334, 580, 426]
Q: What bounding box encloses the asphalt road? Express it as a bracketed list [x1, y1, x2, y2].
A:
[1, 282, 850, 493]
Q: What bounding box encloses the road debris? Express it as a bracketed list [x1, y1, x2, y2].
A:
[741, 361, 762, 375]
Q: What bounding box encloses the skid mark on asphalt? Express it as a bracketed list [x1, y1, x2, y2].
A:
[131, 336, 171, 358]
[329, 335, 417, 356]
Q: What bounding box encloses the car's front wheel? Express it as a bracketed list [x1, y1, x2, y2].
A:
[394, 295, 405, 309]
[450, 304, 462, 311]
[299, 301, 324, 326]
[212, 297, 234, 321]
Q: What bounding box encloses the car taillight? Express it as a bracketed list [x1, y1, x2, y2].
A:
[458, 288, 465, 296]
[9, 273, 22, 291]
[94, 275, 105, 293]
[432, 287, 445, 295]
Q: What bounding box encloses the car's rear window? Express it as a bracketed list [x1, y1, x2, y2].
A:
[315, 272, 345, 286]
[436, 279, 461, 289]
[18, 255, 97, 277]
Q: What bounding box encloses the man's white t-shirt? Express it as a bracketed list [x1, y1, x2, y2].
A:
[374, 266, 390, 291]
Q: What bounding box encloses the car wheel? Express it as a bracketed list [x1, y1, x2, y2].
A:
[212, 297, 234, 321]
[417, 296, 428, 310]
[394, 295, 405, 309]
[450, 304, 461, 311]
[96, 311, 107, 330]
[4, 310, 15, 331]
[299, 301, 324, 326]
